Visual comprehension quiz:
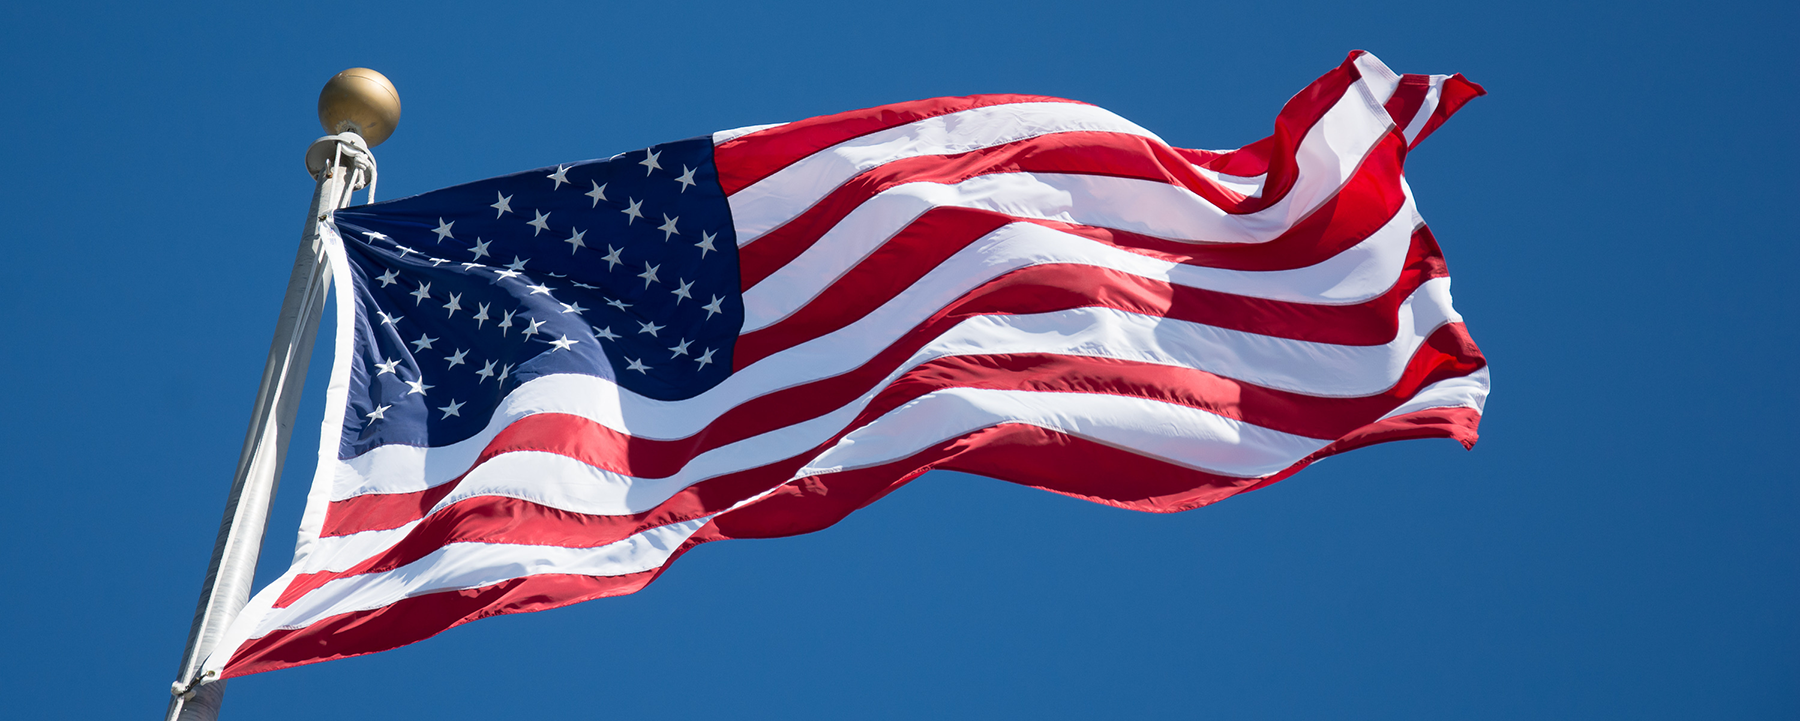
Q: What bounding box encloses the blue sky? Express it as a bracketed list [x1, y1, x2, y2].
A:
[1, 1, 1794, 718]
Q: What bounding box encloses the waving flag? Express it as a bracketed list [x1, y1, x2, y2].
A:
[203, 51, 1488, 678]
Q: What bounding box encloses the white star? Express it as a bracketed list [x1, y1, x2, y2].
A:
[376, 269, 400, 287]
[445, 348, 469, 369]
[696, 231, 718, 258]
[621, 197, 643, 224]
[586, 181, 607, 207]
[461, 262, 486, 271]
[499, 363, 514, 383]
[366, 231, 389, 242]
[374, 358, 400, 375]
[473, 302, 491, 328]
[505, 256, 529, 272]
[701, 295, 725, 319]
[439, 399, 465, 419]
[593, 326, 620, 340]
[637, 262, 661, 287]
[547, 165, 571, 190]
[564, 227, 587, 254]
[637, 319, 664, 336]
[469, 238, 492, 260]
[695, 347, 716, 369]
[626, 357, 650, 373]
[639, 148, 662, 175]
[428, 256, 450, 267]
[572, 281, 598, 289]
[432, 218, 455, 242]
[526, 282, 554, 296]
[657, 214, 680, 240]
[410, 281, 431, 305]
[475, 360, 496, 383]
[674, 165, 697, 192]
[522, 318, 546, 338]
[366, 404, 392, 421]
[394, 245, 417, 259]
[672, 278, 693, 304]
[560, 301, 587, 314]
[527, 210, 551, 236]
[669, 338, 692, 357]
[549, 335, 579, 352]
[405, 378, 434, 396]
[377, 311, 403, 326]
[605, 297, 631, 311]
[498, 309, 516, 335]
[443, 292, 463, 318]
[601, 245, 624, 271]
[410, 333, 437, 352]
[494, 267, 523, 281]
[491, 192, 513, 218]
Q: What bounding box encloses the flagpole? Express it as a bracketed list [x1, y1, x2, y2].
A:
[164, 69, 400, 721]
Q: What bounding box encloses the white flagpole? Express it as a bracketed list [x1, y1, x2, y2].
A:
[164, 69, 399, 721]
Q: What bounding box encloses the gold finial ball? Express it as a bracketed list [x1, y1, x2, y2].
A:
[318, 68, 400, 147]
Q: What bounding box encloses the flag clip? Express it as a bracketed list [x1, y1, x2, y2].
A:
[169, 669, 220, 700]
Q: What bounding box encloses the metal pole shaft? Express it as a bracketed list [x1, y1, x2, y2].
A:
[164, 152, 353, 721]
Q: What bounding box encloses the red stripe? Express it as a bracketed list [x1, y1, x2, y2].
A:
[1410, 74, 1486, 149]
[1384, 74, 1435, 134]
[739, 129, 1411, 292]
[713, 95, 1087, 195]
[229, 404, 1479, 680]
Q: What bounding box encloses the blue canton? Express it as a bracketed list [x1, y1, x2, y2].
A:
[331, 137, 740, 458]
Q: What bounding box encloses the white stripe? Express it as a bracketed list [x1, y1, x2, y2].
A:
[1352, 52, 1401, 109]
[1380, 366, 1490, 420]
[742, 187, 1421, 332]
[730, 78, 1395, 248]
[1402, 76, 1447, 145]
[330, 277, 1463, 502]
[1201, 169, 1266, 198]
[294, 519, 421, 574]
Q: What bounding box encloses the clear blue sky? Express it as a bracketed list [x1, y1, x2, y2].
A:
[1, 1, 1794, 718]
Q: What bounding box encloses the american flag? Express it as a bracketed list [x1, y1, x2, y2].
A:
[202, 51, 1488, 679]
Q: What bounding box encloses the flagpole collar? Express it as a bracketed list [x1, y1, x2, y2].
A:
[304, 132, 370, 176]
[318, 68, 400, 147]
